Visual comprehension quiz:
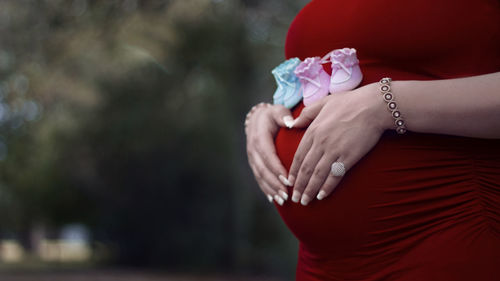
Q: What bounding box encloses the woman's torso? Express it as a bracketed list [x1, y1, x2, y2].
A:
[274, 0, 500, 280]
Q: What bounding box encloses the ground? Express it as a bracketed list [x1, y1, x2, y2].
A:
[0, 270, 287, 281]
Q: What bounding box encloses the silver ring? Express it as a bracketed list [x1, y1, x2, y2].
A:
[331, 162, 345, 177]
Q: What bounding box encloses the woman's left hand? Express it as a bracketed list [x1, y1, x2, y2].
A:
[287, 83, 392, 205]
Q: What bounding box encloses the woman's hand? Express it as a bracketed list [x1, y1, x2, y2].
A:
[288, 83, 392, 205]
[245, 103, 295, 205]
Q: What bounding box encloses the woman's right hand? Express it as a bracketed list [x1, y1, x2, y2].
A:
[245, 103, 294, 205]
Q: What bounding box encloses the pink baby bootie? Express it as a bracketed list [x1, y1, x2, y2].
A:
[294, 57, 330, 106]
[328, 48, 363, 93]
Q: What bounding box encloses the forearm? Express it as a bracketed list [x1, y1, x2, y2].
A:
[386, 72, 500, 138]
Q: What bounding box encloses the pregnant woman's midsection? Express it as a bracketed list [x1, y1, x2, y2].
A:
[275, 109, 500, 264]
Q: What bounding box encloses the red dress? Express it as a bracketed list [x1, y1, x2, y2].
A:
[274, 0, 500, 280]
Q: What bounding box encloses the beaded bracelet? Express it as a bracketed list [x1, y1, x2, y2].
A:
[245, 102, 270, 129]
[379, 78, 407, 134]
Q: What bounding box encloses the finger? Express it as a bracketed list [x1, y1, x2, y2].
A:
[291, 98, 326, 128]
[260, 181, 283, 205]
[269, 105, 295, 129]
[249, 162, 275, 203]
[290, 146, 323, 204]
[247, 111, 286, 180]
[250, 159, 282, 204]
[262, 181, 286, 206]
[245, 103, 266, 129]
[316, 156, 351, 200]
[252, 151, 289, 202]
[254, 131, 290, 188]
[287, 131, 314, 187]
[300, 155, 336, 206]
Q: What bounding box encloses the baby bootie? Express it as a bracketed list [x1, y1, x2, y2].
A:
[294, 57, 330, 106]
[328, 48, 363, 93]
[271, 58, 303, 109]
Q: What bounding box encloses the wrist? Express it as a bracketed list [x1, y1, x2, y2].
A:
[365, 82, 394, 132]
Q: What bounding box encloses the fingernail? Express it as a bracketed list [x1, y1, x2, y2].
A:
[301, 194, 311, 206]
[267, 194, 273, 203]
[288, 175, 296, 186]
[274, 195, 284, 206]
[283, 116, 295, 129]
[279, 190, 288, 201]
[279, 175, 292, 187]
[292, 190, 301, 203]
[317, 190, 326, 200]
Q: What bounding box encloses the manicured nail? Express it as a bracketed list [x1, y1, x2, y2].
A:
[317, 190, 326, 200]
[279, 175, 292, 187]
[274, 195, 284, 206]
[292, 190, 301, 203]
[267, 194, 273, 203]
[283, 116, 295, 129]
[279, 190, 288, 201]
[300, 194, 311, 206]
[288, 175, 296, 186]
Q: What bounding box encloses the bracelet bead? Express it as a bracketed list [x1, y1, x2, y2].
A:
[379, 78, 407, 134]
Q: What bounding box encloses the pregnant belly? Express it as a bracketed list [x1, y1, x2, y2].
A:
[274, 103, 500, 260]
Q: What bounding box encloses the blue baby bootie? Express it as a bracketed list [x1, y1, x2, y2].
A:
[271, 58, 303, 109]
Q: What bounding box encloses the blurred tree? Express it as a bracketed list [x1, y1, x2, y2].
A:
[0, 0, 309, 278]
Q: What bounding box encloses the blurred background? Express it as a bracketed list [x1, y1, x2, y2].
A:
[0, 0, 308, 280]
